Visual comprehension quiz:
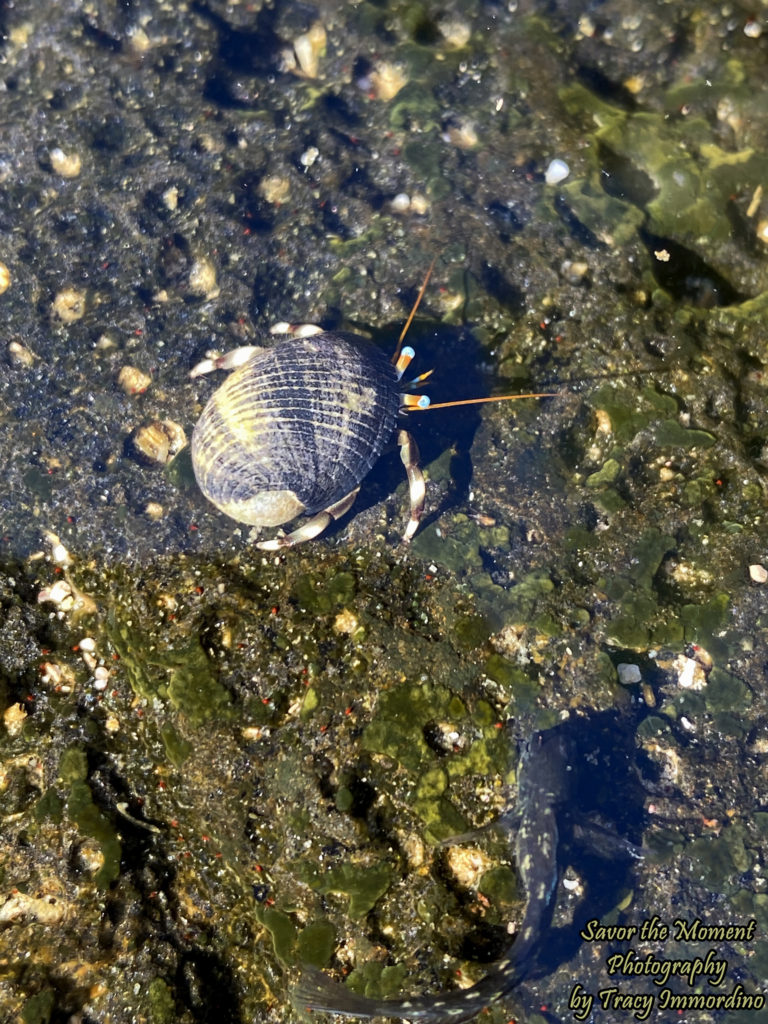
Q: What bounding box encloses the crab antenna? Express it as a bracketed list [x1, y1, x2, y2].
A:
[420, 391, 558, 410]
[391, 258, 436, 365]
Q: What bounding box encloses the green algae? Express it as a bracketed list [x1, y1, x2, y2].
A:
[21, 989, 55, 1024]
[686, 826, 753, 893]
[343, 961, 410, 1000]
[586, 458, 620, 488]
[506, 571, 556, 621]
[453, 613, 493, 651]
[255, 905, 299, 966]
[588, 385, 680, 443]
[361, 683, 452, 772]
[294, 862, 394, 922]
[57, 745, 121, 889]
[483, 654, 541, 709]
[558, 174, 643, 246]
[598, 530, 677, 648]
[148, 978, 176, 1024]
[412, 516, 485, 570]
[611, 530, 676, 596]
[107, 609, 231, 726]
[356, 681, 511, 843]
[705, 667, 751, 714]
[558, 79, 767, 300]
[606, 597, 659, 649]
[159, 723, 194, 766]
[33, 788, 63, 825]
[300, 685, 320, 718]
[478, 865, 518, 906]
[681, 593, 732, 656]
[415, 765, 447, 801]
[166, 635, 232, 724]
[292, 571, 356, 614]
[296, 920, 337, 967]
[652, 420, 715, 449]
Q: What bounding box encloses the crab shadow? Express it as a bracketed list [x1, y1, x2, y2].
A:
[341, 321, 536, 536]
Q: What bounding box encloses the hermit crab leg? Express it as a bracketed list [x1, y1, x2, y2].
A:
[189, 345, 263, 378]
[256, 487, 361, 551]
[398, 429, 425, 542]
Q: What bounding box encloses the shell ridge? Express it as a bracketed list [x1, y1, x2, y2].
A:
[191, 331, 401, 525]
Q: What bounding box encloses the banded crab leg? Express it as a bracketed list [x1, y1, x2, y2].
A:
[256, 488, 360, 551]
[398, 429, 425, 543]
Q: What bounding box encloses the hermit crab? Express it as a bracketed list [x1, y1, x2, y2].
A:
[190, 265, 551, 550]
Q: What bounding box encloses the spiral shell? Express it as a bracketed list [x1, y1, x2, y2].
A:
[191, 332, 401, 528]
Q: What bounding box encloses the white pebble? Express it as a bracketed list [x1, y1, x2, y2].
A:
[93, 666, 110, 690]
[300, 146, 319, 168]
[37, 580, 73, 607]
[545, 159, 570, 185]
[617, 663, 642, 685]
[50, 147, 82, 178]
[391, 192, 410, 212]
[749, 563, 768, 583]
[44, 530, 73, 567]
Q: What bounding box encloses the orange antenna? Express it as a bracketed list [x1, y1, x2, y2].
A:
[422, 391, 558, 410]
[400, 391, 557, 410]
[391, 258, 436, 365]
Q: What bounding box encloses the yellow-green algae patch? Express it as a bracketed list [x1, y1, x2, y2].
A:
[558, 79, 768, 299]
[57, 745, 122, 889]
[107, 605, 232, 726]
[296, 920, 337, 967]
[148, 978, 176, 1024]
[294, 861, 394, 921]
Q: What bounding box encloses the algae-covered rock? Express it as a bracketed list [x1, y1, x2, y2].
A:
[1, 545, 543, 1023]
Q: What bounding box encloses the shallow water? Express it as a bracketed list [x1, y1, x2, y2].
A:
[1, 2, 767, 1022]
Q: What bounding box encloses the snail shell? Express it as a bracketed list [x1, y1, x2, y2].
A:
[191, 332, 401, 528]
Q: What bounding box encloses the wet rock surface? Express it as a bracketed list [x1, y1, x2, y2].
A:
[1, 1, 768, 1022]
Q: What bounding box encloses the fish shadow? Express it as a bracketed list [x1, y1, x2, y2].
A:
[512, 708, 651, 1001]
